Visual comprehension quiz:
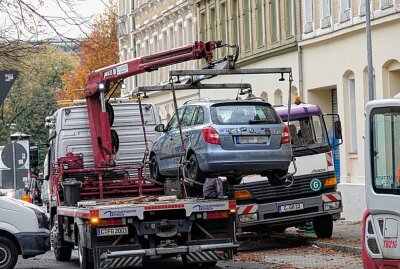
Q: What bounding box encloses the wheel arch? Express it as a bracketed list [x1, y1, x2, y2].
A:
[0, 229, 21, 255]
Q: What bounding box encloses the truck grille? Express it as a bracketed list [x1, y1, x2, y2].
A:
[234, 172, 335, 204]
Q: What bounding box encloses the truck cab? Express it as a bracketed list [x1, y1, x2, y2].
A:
[0, 194, 50, 269]
[234, 102, 343, 238]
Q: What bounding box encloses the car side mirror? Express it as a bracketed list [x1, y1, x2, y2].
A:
[334, 121, 342, 140]
[155, 124, 166, 132]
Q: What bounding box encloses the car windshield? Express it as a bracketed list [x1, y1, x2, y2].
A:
[288, 115, 329, 151]
[210, 103, 280, 125]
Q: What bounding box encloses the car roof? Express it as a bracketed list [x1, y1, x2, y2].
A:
[184, 99, 271, 106]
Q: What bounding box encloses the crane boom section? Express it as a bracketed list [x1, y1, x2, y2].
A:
[84, 40, 222, 167]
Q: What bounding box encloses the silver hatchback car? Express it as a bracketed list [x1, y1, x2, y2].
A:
[149, 99, 292, 187]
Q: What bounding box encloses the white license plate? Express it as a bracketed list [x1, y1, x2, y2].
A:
[236, 136, 267, 144]
[278, 203, 304, 213]
[96, 226, 129, 237]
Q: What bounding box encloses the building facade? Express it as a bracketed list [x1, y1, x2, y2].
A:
[118, 0, 199, 122]
[299, 0, 400, 220]
[118, 0, 400, 221]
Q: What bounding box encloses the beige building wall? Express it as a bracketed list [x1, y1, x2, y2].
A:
[300, 0, 400, 220]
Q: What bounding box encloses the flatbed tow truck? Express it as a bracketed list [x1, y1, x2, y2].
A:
[45, 41, 238, 269]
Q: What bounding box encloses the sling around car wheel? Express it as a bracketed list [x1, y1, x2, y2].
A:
[265, 169, 288, 186]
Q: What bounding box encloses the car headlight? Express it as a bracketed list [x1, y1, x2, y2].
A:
[238, 213, 258, 223]
[323, 201, 341, 211]
[31, 208, 49, 229]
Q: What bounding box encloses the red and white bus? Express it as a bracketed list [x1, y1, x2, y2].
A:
[363, 97, 400, 268]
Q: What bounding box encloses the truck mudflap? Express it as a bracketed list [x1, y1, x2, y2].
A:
[96, 242, 237, 268]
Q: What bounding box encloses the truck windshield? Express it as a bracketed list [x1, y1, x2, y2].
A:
[371, 107, 400, 195]
[287, 115, 329, 155]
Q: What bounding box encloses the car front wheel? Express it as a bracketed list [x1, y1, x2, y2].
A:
[149, 155, 165, 183]
[0, 236, 18, 269]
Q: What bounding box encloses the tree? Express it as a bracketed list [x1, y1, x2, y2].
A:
[0, 0, 110, 68]
[0, 44, 75, 148]
[61, 1, 119, 101]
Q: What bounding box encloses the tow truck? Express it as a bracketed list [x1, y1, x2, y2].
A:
[45, 41, 238, 269]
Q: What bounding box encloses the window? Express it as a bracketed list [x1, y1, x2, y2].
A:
[181, 106, 197, 126]
[242, 1, 251, 52]
[269, 0, 279, 43]
[371, 107, 400, 195]
[359, 0, 366, 16]
[321, 0, 332, 28]
[152, 34, 158, 84]
[304, 0, 314, 33]
[255, 0, 265, 47]
[186, 16, 193, 43]
[231, 0, 239, 46]
[285, 0, 295, 38]
[349, 74, 357, 153]
[162, 30, 168, 81]
[210, 104, 280, 125]
[381, 0, 394, 9]
[177, 21, 183, 47]
[210, 7, 216, 40]
[193, 107, 204, 125]
[220, 2, 228, 52]
[166, 108, 185, 131]
[340, 0, 351, 22]
[199, 11, 206, 41]
[168, 25, 174, 49]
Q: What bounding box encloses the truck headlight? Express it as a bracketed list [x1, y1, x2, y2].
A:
[238, 213, 258, 223]
[31, 208, 49, 229]
[323, 201, 341, 211]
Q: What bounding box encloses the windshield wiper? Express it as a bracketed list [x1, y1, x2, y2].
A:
[293, 144, 322, 154]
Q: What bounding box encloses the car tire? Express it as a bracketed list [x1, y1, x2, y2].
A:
[185, 154, 205, 197]
[149, 155, 165, 183]
[313, 215, 333, 238]
[266, 169, 288, 186]
[226, 175, 243, 185]
[78, 232, 94, 269]
[51, 215, 72, 262]
[0, 236, 18, 269]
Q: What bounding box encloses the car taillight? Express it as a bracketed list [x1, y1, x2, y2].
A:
[281, 125, 290, 144]
[202, 127, 221, 145]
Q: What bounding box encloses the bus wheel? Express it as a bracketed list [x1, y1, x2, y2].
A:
[313, 215, 333, 238]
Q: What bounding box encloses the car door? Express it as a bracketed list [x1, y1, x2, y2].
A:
[158, 108, 185, 174]
[172, 106, 198, 168]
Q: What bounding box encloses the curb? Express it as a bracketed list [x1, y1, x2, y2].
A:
[307, 241, 362, 255]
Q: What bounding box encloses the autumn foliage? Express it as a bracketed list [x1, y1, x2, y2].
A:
[61, 2, 119, 101]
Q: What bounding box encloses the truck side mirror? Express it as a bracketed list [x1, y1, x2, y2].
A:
[334, 121, 342, 140]
[155, 124, 166, 132]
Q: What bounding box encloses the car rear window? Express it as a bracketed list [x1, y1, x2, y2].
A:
[210, 103, 281, 125]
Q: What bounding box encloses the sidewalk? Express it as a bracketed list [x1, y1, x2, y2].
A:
[286, 220, 362, 254]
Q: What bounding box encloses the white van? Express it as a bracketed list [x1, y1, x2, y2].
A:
[0, 194, 50, 269]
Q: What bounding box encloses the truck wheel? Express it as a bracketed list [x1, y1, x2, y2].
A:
[0, 236, 18, 269]
[313, 215, 333, 238]
[51, 215, 72, 261]
[78, 233, 94, 269]
[149, 155, 165, 182]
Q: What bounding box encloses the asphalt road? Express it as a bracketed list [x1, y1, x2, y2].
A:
[14, 250, 272, 269]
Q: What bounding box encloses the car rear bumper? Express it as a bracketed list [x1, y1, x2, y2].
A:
[197, 149, 292, 173]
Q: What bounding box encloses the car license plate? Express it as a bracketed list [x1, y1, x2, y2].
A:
[278, 203, 304, 213]
[96, 226, 129, 237]
[236, 136, 267, 144]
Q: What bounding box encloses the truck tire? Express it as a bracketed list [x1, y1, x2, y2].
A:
[313, 215, 333, 238]
[51, 215, 72, 261]
[0, 236, 18, 269]
[78, 233, 94, 269]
